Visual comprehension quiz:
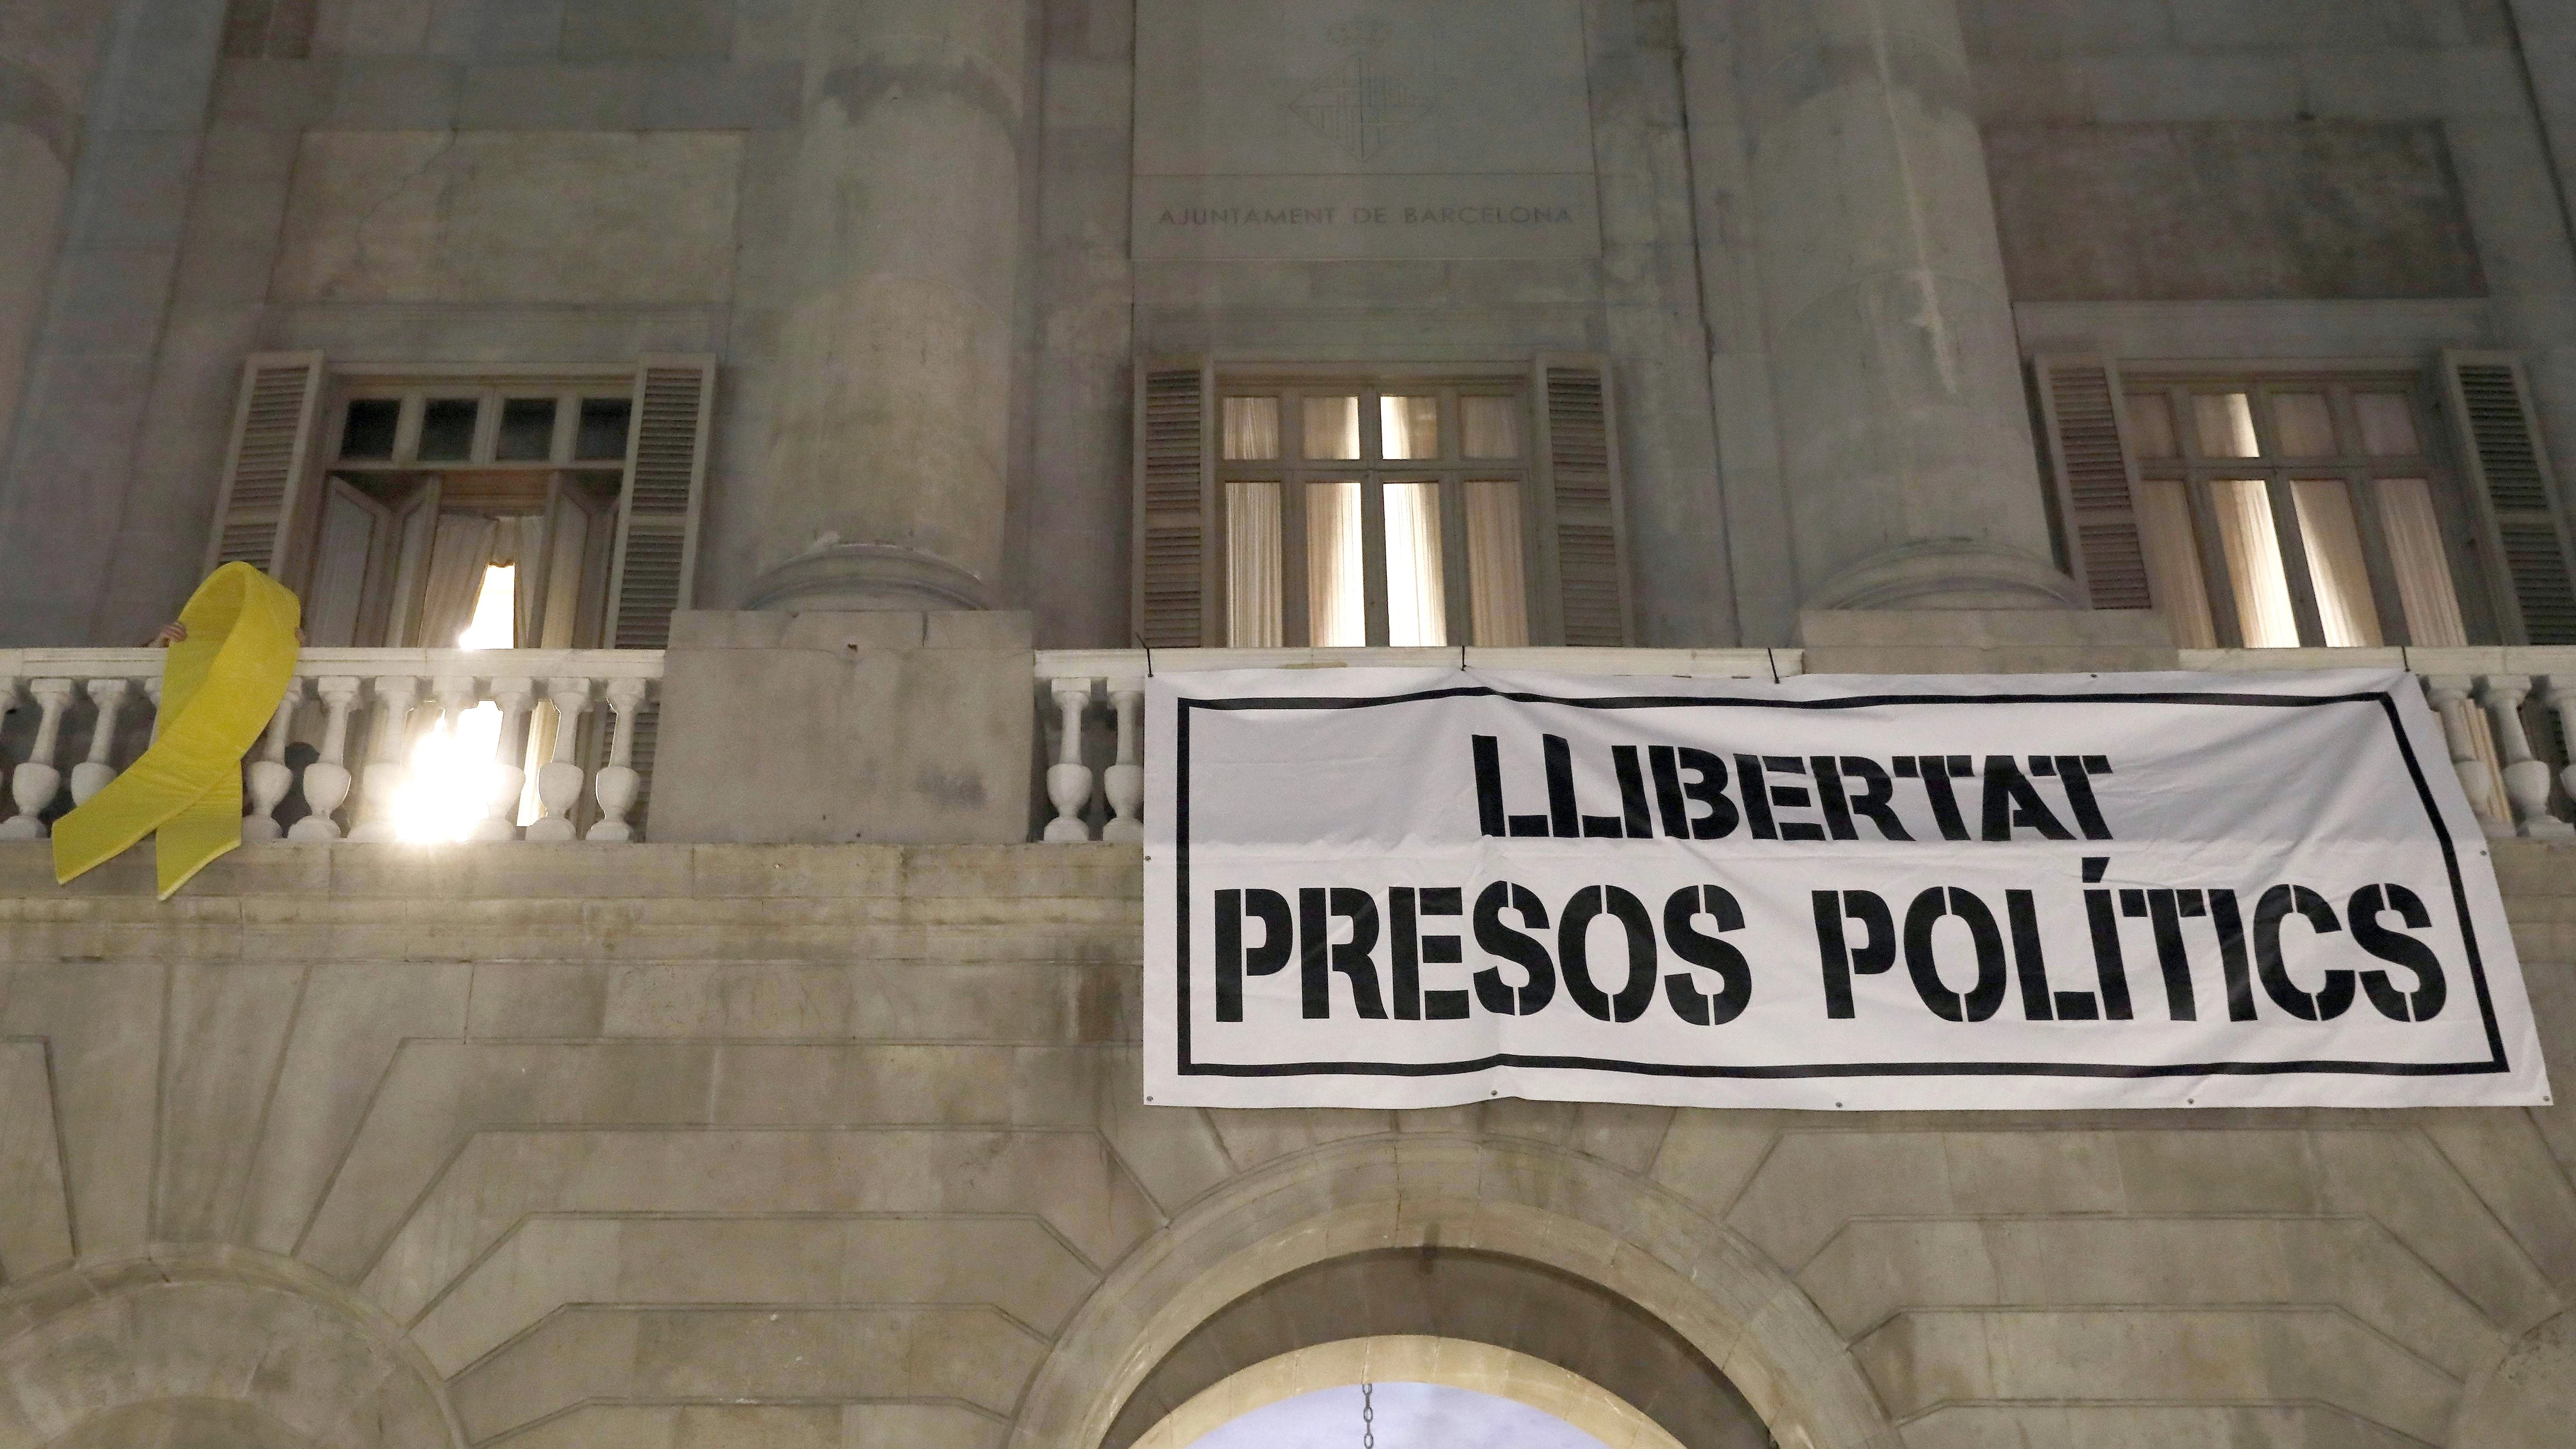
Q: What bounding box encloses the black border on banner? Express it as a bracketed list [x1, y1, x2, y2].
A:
[1169, 685, 2508, 1080]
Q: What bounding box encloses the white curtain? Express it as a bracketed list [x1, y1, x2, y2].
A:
[1461, 397, 1520, 460]
[1465, 479, 1529, 646]
[414, 514, 499, 649]
[2290, 479, 2383, 647]
[2194, 393, 2260, 458]
[2135, 479, 2215, 649]
[1380, 395, 1438, 461]
[1306, 481, 1364, 646]
[2211, 479, 2299, 647]
[2377, 477, 2469, 646]
[1383, 482, 1446, 646]
[1224, 397, 1280, 461]
[1227, 480, 1284, 647]
[1303, 396, 1360, 461]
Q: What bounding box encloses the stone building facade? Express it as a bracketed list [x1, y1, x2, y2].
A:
[4, 1, 2576, 1447]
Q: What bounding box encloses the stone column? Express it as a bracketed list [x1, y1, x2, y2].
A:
[745, 0, 1036, 613]
[1735, 0, 2074, 610]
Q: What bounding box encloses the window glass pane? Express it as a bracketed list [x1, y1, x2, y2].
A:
[306, 483, 380, 646]
[2124, 394, 2178, 459]
[2271, 394, 2335, 457]
[1306, 480, 1365, 646]
[495, 398, 557, 462]
[2193, 393, 2260, 458]
[1383, 482, 1447, 646]
[1461, 397, 1521, 459]
[340, 399, 400, 461]
[2377, 478, 2469, 646]
[2136, 479, 2214, 649]
[418, 398, 479, 462]
[1302, 396, 1361, 460]
[1223, 397, 1281, 461]
[574, 398, 632, 461]
[1225, 480, 1284, 647]
[2210, 479, 2299, 646]
[1380, 395, 1440, 461]
[2354, 393, 2421, 456]
[1465, 479, 1529, 646]
[2290, 478, 2383, 646]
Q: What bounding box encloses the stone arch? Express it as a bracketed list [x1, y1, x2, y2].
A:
[0, 1249, 463, 1449]
[2450, 1308, 2576, 1447]
[1010, 1136, 1897, 1449]
[1104, 1251, 1766, 1449]
[1128, 1337, 1689, 1449]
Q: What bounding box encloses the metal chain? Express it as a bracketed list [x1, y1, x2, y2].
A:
[1360, 1381, 1375, 1449]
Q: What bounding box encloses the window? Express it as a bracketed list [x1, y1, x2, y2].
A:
[2035, 354, 2576, 647]
[306, 382, 632, 648]
[2118, 374, 2468, 648]
[203, 352, 716, 651]
[1217, 381, 1533, 647]
[1133, 356, 1631, 649]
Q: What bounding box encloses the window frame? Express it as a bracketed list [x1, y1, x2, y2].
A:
[1212, 365, 1538, 648]
[2115, 364, 2487, 648]
[306, 364, 639, 649]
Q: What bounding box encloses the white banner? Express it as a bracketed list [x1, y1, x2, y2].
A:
[1143, 668, 2548, 1110]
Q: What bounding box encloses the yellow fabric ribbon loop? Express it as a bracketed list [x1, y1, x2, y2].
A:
[53, 563, 302, 899]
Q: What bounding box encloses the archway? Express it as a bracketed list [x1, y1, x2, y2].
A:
[1104, 1252, 1767, 1449]
[1127, 1338, 1692, 1449]
[1009, 1138, 1890, 1449]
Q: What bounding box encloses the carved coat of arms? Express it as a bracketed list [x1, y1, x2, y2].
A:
[1289, 18, 1435, 162]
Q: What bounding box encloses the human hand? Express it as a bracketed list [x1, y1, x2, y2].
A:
[150, 621, 187, 647]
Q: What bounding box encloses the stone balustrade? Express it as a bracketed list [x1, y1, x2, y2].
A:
[0, 649, 661, 844]
[1030, 644, 2576, 843]
[7, 643, 2570, 849]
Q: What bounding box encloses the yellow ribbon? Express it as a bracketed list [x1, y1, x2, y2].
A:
[53, 563, 302, 899]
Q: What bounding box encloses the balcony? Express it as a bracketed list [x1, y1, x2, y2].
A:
[3, 641, 2574, 847]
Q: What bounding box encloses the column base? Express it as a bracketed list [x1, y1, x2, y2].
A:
[742, 544, 995, 613]
[1804, 540, 2083, 611]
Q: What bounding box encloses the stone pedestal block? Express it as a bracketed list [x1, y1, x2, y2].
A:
[647, 610, 1036, 843]
[1798, 607, 2179, 675]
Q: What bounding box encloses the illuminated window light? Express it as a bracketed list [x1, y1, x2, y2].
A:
[394, 565, 514, 842]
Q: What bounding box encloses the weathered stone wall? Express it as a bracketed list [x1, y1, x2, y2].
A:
[0, 839, 2571, 1448]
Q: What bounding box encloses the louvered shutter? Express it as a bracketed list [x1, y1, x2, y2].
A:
[605, 354, 715, 650]
[2033, 354, 2150, 610]
[1530, 353, 1632, 645]
[202, 351, 326, 577]
[2440, 351, 2576, 645]
[1132, 357, 1217, 646]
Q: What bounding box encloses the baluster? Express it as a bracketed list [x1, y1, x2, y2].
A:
[0, 680, 76, 839]
[141, 677, 161, 742]
[1042, 678, 1097, 842]
[1101, 677, 1144, 843]
[470, 676, 535, 842]
[2425, 675, 2509, 835]
[292, 678, 360, 841]
[2478, 674, 2571, 837]
[526, 679, 593, 842]
[588, 677, 648, 842]
[2542, 675, 2576, 822]
[240, 680, 304, 842]
[348, 675, 422, 843]
[426, 675, 480, 841]
[69, 678, 135, 806]
[0, 675, 16, 831]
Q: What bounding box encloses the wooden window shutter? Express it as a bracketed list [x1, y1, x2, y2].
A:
[605, 354, 716, 650]
[1132, 356, 1218, 647]
[1530, 353, 1632, 645]
[202, 351, 326, 578]
[2440, 350, 2576, 644]
[2032, 354, 2151, 610]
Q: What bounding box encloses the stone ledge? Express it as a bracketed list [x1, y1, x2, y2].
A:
[0, 842, 1143, 901]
